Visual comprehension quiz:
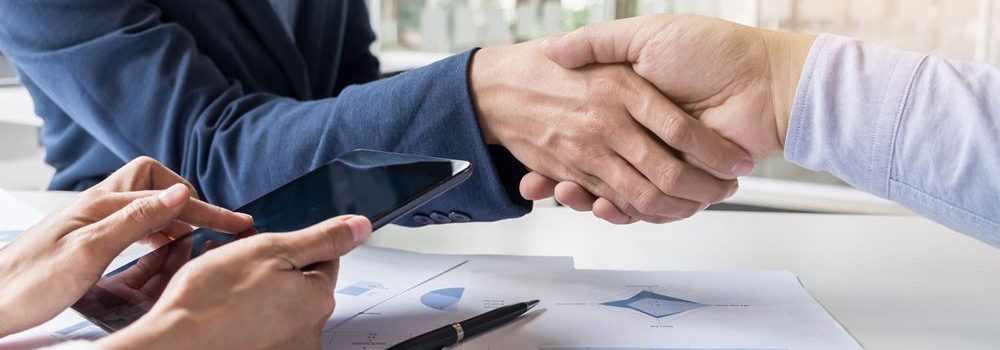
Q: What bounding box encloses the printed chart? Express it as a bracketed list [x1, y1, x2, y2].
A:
[420, 287, 465, 311]
[600, 290, 707, 319]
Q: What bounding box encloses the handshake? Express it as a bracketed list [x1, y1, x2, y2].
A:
[470, 15, 815, 224]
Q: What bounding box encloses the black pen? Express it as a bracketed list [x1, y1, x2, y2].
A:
[386, 299, 540, 350]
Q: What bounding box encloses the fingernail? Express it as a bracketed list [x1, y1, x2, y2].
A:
[730, 159, 754, 177]
[157, 183, 188, 207]
[345, 216, 372, 243]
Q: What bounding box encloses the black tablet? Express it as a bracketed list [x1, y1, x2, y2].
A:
[71, 149, 472, 332]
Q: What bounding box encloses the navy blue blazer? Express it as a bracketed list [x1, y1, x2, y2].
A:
[0, 0, 530, 225]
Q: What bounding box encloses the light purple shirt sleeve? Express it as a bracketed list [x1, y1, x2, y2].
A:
[785, 34, 1000, 248]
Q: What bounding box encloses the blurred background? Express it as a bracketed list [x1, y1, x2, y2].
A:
[1, 0, 997, 213]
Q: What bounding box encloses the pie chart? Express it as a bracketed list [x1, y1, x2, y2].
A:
[420, 287, 464, 311]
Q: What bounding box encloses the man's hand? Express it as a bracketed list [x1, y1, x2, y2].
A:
[471, 40, 753, 223]
[521, 15, 816, 221]
[97, 215, 372, 350]
[0, 157, 253, 336]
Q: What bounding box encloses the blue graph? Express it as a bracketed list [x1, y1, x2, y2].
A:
[336, 280, 386, 296]
[420, 287, 464, 311]
[601, 291, 705, 318]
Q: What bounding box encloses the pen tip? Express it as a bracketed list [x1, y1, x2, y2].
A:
[525, 300, 540, 310]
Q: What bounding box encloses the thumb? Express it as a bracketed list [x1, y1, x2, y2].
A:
[541, 16, 650, 68]
[271, 215, 372, 271]
[89, 183, 190, 254]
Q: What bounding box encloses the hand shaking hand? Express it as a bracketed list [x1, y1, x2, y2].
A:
[519, 15, 816, 224]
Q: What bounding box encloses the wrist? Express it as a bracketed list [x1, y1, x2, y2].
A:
[468, 47, 506, 145]
[763, 30, 816, 150]
[97, 309, 192, 350]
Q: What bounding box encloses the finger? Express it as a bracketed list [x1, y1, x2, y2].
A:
[541, 16, 655, 69]
[520, 172, 559, 200]
[567, 167, 669, 223]
[267, 215, 371, 270]
[553, 181, 596, 211]
[93, 156, 200, 199]
[87, 190, 253, 233]
[624, 78, 754, 179]
[84, 184, 191, 256]
[612, 122, 738, 203]
[137, 221, 193, 246]
[589, 153, 703, 220]
[592, 198, 634, 224]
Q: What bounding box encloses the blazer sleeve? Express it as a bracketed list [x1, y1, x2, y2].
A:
[0, 0, 531, 225]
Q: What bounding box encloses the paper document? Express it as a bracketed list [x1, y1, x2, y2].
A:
[457, 270, 861, 350]
[328, 255, 573, 349]
[324, 246, 468, 329]
[0, 188, 45, 245]
[1, 238, 860, 350]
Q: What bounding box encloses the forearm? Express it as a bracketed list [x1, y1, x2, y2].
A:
[784, 34, 1000, 247]
[0, 0, 529, 224]
[165, 52, 530, 223]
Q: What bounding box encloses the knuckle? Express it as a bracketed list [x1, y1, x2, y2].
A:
[631, 186, 662, 215]
[613, 197, 637, 217]
[655, 163, 685, 192]
[659, 114, 692, 147]
[574, 173, 603, 194]
[125, 198, 157, 222]
[80, 189, 111, 206]
[580, 112, 612, 137]
[130, 156, 158, 169]
[74, 189, 114, 218]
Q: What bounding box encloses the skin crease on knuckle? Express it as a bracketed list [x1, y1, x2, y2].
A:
[630, 184, 664, 216]
[659, 112, 693, 150]
[654, 162, 685, 196]
[123, 198, 156, 224]
[259, 237, 299, 270]
[75, 189, 113, 216]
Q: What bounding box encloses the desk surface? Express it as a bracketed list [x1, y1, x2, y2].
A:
[12, 191, 1000, 350]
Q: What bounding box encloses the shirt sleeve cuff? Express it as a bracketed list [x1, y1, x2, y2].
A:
[784, 34, 927, 197]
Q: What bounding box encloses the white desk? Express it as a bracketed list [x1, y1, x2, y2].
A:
[11, 191, 1000, 350]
